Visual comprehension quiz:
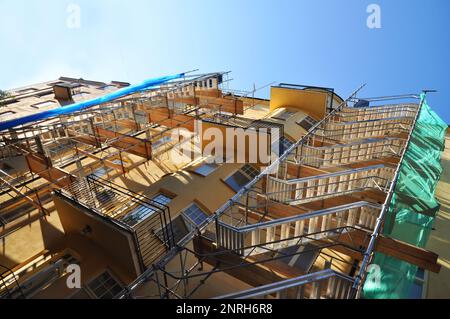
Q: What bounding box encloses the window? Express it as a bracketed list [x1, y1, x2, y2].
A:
[31, 100, 57, 109]
[16, 88, 37, 94]
[224, 171, 251, 192]
[273, 110, 296, 121]
[86, 271, 123, 299]
[89, 166, 113, 178]
[193, 163, 219, 177]
[297, 116, 318, 131]
[34, 91, 53, 98]
[209, 79, 213, 88]
[152, 193, 172, 207]
[121, 193, 171, 226]
[89, 160, 123, 177]
[121, 204, 153, 226]
[98, 85, 117, 91]
[224, 164, 259, 192]
[241, 164, 259, 179]
[279, 136, 294, 154]
[182, 203, 208, 227]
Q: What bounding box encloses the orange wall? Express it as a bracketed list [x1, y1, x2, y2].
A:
[269, 87, 330, 119]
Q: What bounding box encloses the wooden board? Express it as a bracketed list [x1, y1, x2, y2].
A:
[193, 236, 304, 287]
[95, 127, 152, 159]
[337, 230, 441, 273]
[25, 153, 76, 188]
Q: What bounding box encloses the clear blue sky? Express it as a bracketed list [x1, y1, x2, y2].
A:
[1, 0, 449, 122]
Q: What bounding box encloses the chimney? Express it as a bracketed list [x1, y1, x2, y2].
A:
[53, 83, 73, 101]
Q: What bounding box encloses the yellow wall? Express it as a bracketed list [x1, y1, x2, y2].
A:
[0, 210, 65, 268]
[53, 194, 142, 277]
[269, 87, 330, 119]
[200, 121, 272, 165]
[33, 236, 137, 298]
[116, 164, 240, 217]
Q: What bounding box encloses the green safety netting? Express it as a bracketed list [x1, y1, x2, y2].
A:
[363, 94, 447, 299]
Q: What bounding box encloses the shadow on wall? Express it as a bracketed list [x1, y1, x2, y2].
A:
[39, 217, 65, 252]
[0, 253, 19, 273]
[438, 158, 450, 185]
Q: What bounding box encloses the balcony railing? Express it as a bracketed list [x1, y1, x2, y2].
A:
[334, 104, 418, 122]
[266, 164, 393, 205]
[214, 269, 354, 299]
[289, 136, 405, 168]
[216, 201, 381, 256]
[56, 176, 174, 268]
[317, 116, 415, 141]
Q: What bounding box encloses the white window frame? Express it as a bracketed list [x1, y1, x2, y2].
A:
[84, 270, 123, 299]
[181, 202, 208, 228]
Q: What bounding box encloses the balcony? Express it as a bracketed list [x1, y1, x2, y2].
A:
[56, 176, 174, 269]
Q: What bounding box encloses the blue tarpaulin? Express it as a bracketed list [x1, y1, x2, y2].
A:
[0, 73, 185, 132]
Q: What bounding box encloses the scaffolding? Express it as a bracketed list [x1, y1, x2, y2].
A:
[0, 72, 235, 220]
[1, 74, 444, 299]
[107, 89, 444, 300]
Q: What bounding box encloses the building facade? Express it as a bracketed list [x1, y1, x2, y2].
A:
[0, 72, 447, 299]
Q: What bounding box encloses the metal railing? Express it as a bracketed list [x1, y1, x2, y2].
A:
[216, 201, 381, 256]
[56, 175, 175, 268]
[335, 104, 418, 122]
[289, 136, 405, 168]
[266, 164, 393, 205]
[214, 269, 354, 299]
[122, 230, 365, 299]
[317, 116, 414, 141]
